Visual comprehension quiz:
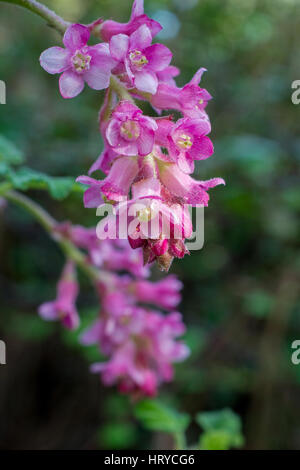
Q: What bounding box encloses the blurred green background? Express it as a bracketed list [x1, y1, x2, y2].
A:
[0, 0, 299, 450]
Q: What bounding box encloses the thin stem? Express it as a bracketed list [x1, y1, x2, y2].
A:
[174, 431, 186, 450]
[110, 76, 135, 103]
[2, 190, 102, 282]
[5, 189, 56, 232]
[0, 0, 70, 34]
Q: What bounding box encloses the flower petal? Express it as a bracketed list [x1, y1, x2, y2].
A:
[134, 70, 158, 94]
[59, 70, 84, 98]
[100, 156, 139, 201]
[63, 23, 90, 50]
[158, 163, 209, 206]
[129, 24, 152, 50]
[177, 152, 195, 174]
[144, 44, 172, 71]
[106, 120, 121, 147]
[199, 177, 226, 190]
[38, 302, 58, 321]
[189, 67, 207, 85]
[131, 0, 144, 18]
[84, 64, 110, 90]
[83, 186, 103, 208]
[88, 148, 116, 175]
[109, 34, 129, 61]
[137, 126, 155, 155]
[189, 135, 214, 160]
[39, 47, 70, 74]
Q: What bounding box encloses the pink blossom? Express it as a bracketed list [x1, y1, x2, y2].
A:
[168, 117, 214, 173]
[98, 239, 150, 278]
[109, 25, 172, 94]
[158, 161, 225, 206]
[151, 67, 212, 118]
[38, 261, 79, 330]
[88, 146, 117, 176]
[100, 0, 162, 42]
[106, 101, 157, 156]
[89, 309, 189, 397]
[133, 275, 182, 310]
[40, 23, 116, 98]
[77, 156, 139, 206]
[157, 65, 180, 86]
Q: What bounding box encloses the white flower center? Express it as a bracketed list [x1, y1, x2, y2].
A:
[129, 49, 148, 69]
[72, 49, 91, 73]
[120, 120, 140, 141]
[177, 134, 193, 150]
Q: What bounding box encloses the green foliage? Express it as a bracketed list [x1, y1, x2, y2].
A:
[98, 422, 137, 449]
[0, 133, 82, 200]
[5, 312, 54, 341]
[7, 167, 76, 200]
[196, 408, 244, 450]
[135, 399, 190, 434]
[0, 134, 24, 165]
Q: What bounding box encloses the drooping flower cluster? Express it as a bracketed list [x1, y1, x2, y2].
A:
[39, 225, 188, 397]
[37, 0, 226, 397]
[40, 0, 225, 272]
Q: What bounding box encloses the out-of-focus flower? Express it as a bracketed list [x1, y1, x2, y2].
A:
[38, 261, 79, 329]
[88, 309, 189, 397]
[133, 275, 182, 310]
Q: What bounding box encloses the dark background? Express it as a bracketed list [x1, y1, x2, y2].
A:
[0, 0, 299, 450]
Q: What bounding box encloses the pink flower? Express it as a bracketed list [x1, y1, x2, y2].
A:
[38, 261, 79, 330]
[134, 275, 182, 310]
[100, 0, 162, 42]
[157, 65, 180, 86]
[168, 118, 214, 173]
[91, 342, 158, 397]
[106, 101, 157, 156]
[88, 146, 117, 176]
[89, 309, 189, 397]
[151, 67, 212, 118]
[76, 156, 139, 206]
[40, 23, 116, 98]
[99, 239, 150, 278]
[158, 161, 225, 206]
[109, 25, 172, 94]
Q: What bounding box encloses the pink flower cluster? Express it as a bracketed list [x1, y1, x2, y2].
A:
[40, 0, 225, 271]
[39, 225, 188, 397]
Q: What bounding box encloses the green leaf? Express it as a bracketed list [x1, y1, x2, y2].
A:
[0, 161, 10, 177]
[46, 175, 75, 199]
[196, 408, 244, 450]
[7, 167, 75, 200]
[199, 430, 234, 450]
[135, 399, 190, 434]
[98, 422, 137, 449]
[0, 135, 24, 165]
